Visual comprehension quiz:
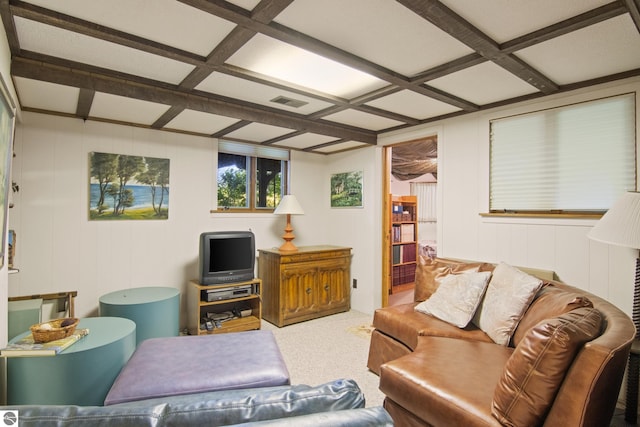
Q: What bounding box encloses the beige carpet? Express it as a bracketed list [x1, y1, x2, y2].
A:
[261, 310, 385, 408]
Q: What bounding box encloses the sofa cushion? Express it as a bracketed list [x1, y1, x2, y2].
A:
[414, 257, 491, 302]
[473, 262, 543, 346]
[373, 303, 492, 351]
[8, 379, 366, 427]
[415, 271, 492, 328]
[380, 336, 512, 427]
[512, 284, 593, 347]
[492, 307, 603, 427]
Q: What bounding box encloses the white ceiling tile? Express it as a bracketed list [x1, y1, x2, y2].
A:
[274, 0, 474, 76]
[23, 0, 236, 56]
[90, 93, 169, 125]
[225, 123, 295, 142]
[322, 109, 403, 131]
[196, 72, 332, 114]
[15, 17, 194, 85]
[13, 77, 79, 114]
[516, 15, 640, 85]
[366, 90, 461, 120]
[429, 62, 539, 105]
[273, 133, 336, 150]
[441, 0, 611, 43]
[226, 0, 261, 11]
[227, 34, 388, 99]
[166, 109, 240, 135]
[315, 141, 370, 153]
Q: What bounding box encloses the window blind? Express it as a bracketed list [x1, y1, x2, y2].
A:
[218, 141, 289, 161]
[490, 93, 636, 212]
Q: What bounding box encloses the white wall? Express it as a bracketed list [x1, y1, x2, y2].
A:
[380, 76, 640, 319]
[8, 113, 381, 328]
[8, 76, 640, 334]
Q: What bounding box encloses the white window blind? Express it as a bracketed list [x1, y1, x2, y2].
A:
[218, 140, 289, 161]
[411, 182, 437, 222]
[490, 93, 636, 212]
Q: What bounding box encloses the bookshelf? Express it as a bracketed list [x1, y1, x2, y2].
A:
[389, 195, 418, 293]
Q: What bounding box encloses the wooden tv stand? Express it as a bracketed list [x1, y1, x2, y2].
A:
[187, 278, 262, 335]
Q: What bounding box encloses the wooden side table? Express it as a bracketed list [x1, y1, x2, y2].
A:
[6, 317, 136, 406]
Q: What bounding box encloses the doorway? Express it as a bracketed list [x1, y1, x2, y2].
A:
[382, 137, 438, 307]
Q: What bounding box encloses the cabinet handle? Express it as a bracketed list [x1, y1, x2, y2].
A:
[306, 287, 312, 294]
[324, 284, 330, 291]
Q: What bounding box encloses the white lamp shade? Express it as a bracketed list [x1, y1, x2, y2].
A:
[273, 195, 304, 215]
[588, 191, 640, 249]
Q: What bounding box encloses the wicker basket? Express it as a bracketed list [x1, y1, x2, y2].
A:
[30, 318, 79, 343]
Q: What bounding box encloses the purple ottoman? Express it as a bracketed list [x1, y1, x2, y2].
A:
[104, 330, 290, 405]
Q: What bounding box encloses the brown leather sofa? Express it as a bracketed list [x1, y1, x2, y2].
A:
[368, 258, 635, 427]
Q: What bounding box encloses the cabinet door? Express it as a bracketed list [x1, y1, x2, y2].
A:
[317, 258, 349, 310]
[281, 263, 318, 320]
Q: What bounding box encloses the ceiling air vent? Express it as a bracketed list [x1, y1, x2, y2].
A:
[270, 96, 308, 108]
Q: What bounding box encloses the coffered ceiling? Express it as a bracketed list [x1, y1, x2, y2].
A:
[2, 0, 640, 154]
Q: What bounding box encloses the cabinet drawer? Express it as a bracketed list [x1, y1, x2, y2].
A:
[278, 250, 350, 264]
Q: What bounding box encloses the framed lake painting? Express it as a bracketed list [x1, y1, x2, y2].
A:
[330, 170, 363, 208]
[89, 152, 170, 220]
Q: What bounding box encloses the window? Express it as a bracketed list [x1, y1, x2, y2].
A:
[489, 93, 636, 214]
[217, 141, 289, 212]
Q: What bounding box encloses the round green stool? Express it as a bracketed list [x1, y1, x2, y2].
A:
[99, 286, 180, 346]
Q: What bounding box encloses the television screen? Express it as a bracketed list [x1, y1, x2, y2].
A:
[209, 237, 253, 272]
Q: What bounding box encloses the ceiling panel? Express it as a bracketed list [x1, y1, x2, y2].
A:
[3, 1, 639, 155]
[224, 123, 296, 142]
[515, 15, 640, 85]
[322, 109, 404, 131]
[196, 72, 333, 115]
[273, 133, 337, 150]
[166, 109, 240, 135]
[366, 90, 462, 120]
[441, 0, 611, 43]
[428, 62, 539, 105]
[274, 0, 474, 76]
[15, 17, 195, 85]
[23, 0, 237, 56]
[13, 77, 79, 115]
[90, 93, 170, 126]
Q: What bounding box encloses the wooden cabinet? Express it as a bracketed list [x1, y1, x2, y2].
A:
[258, 246, 351, 327]
[390, 195, 418, 293]
[187, 279, 261, 335]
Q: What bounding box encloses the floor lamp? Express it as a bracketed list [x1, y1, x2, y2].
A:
[588, 191, 640, 423]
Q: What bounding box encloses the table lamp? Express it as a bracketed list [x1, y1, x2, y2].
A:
[587, 190, 640, 422]
[273, 194, 304, 252]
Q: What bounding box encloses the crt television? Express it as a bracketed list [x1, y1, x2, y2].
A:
[198, 231, 255, 285]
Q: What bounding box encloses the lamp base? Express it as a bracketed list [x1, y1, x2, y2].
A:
[278, 241, 299, 252]
[279, 214, 299, 252]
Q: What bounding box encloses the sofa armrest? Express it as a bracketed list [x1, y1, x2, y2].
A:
[2, 379, 365, 427]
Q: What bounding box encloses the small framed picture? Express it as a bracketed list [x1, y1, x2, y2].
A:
[330, 171, 363, 208]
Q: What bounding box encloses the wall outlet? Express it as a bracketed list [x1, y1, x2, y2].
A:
[352, 278, 357, 288]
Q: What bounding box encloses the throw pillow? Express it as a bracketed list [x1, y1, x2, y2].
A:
[414, 257, 488, 302]
[492, 307, 602, 426]
[473, 262, 543, 346]
[415, 271, 492, 328]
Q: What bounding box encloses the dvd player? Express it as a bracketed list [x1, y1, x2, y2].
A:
[202, 284, 253, 302]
